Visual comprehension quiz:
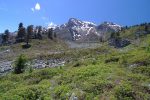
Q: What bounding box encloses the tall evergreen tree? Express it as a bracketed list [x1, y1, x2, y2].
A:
[2, 29, 10, 44]
[26, 25, 33, 45]
[19, 23, 23, 28]
[145, 24, 148, 32]
[37, 26, 42, 39]
[54, 32, 57, 38]
[16, 22, 26, 42]
[48, 28, 53, 40]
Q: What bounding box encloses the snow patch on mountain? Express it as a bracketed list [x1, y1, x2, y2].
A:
[55, 18, 122, 42]
[47, 22, 58, 29]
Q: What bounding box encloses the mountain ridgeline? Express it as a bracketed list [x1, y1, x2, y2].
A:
[55, 18, 122, 42]
[0, 18, 150, 48]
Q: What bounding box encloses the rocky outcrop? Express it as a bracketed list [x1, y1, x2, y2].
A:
[109, 38, 130, 48]
[0, 58, 67, 76]
[31, 59, 66, 69]
[0, 61, 13, 75]
[97, 22, 121, 33]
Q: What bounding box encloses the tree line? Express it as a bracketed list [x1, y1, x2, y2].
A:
[1, 22, 57, 46]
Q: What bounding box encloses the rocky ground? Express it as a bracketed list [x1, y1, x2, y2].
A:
[0, 45, 69, 75]
[66, 41, 102, 49]
[0, 41, 103, 75]
[31, 58, 66, 69]
[0, 61, 13, 75]
[0, 58, 67, 76]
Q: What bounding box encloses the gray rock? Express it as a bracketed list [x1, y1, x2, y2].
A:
[0, 61, 13, 75]
[0, 58, 67, 76]
[109, 38, 130, 48]
[69, 93, 78, 100]
[31, 58, 66, 69]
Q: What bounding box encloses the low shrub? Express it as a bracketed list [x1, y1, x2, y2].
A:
[53, 85, 71, 100]
[24, 68, 62, 80]
[115, 82, 135, 100]
[105, 57, 119, 63]
[0, 85, 51, 100]
[0, 81, 16, 93]
[81, 80, 113, 95]
[132, 66, 150, 76]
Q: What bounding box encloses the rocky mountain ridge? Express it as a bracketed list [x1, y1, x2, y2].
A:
[55, 18, 121, 42]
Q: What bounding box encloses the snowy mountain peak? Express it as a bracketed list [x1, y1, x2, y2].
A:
[47, 22, 58, 29]
[56, 18, 122, 42]
[102, 21, 122, 29]
[83, 21, 97, 26]
[68, 18, 96, 27]
[69, 18, 80, 22]
[68, 18, 83, 27]
[97, 21, 122, 32]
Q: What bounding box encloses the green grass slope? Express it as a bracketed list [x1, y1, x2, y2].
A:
[0, 25, 150, 100]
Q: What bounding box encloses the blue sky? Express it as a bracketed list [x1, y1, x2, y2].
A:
[0, 0, 150, 32]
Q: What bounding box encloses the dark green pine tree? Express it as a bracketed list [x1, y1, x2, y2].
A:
[48, 28, 53, 40]
[2, 29, 10, 44]
[145, 24, 148, 32]
[37, 26, 42, 40]
[26, 25, 33, 45]
[16, 23, 26, 42]
[54, 32, 57, 38]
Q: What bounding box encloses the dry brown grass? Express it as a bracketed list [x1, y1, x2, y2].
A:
[0, 39, 69, 61]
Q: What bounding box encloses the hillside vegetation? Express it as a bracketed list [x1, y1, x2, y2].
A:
[0, 24, 150, 100]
